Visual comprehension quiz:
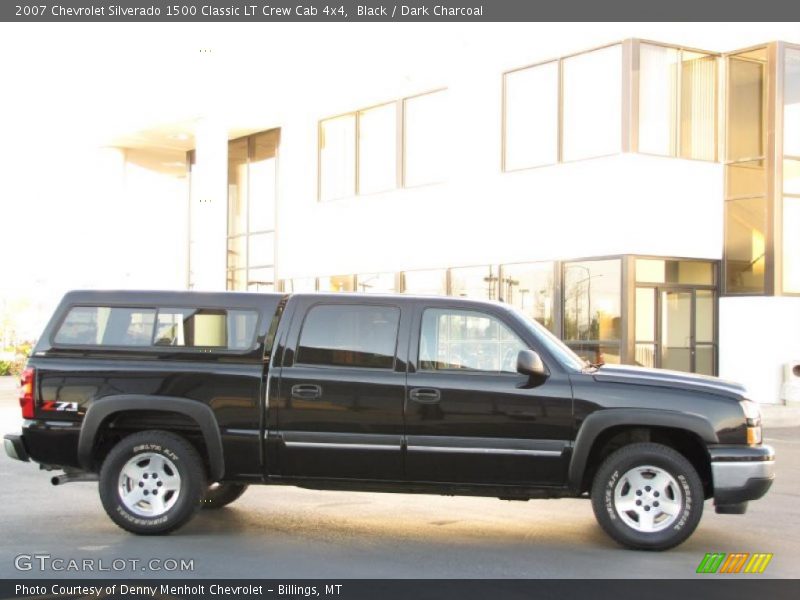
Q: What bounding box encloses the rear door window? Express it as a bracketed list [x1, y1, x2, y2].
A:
[296, 304, 400, 369]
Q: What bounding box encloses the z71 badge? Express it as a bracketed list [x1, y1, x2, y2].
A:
[41, 401, 79, 412]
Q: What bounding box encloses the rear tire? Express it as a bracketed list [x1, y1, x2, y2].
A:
[591, 442, 703, 551]
[99, 430, 207, 535]
[202, 482, 248, 509]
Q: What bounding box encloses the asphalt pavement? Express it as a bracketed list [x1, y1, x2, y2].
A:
[0, 377, 798, 579]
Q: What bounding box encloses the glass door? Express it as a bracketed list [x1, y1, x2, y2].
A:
[660, 290, 693, 372]
[634, 286, 716, 375]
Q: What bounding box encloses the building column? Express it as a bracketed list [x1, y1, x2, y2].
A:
[190, 117, 228, 291]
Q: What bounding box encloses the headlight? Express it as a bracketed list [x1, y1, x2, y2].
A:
[740, 400, 762, 422]
[740, 400, 762, 444]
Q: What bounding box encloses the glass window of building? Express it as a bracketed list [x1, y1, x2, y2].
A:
[296, 305, 400, 369]
[726, 49, 767, 163]
[634, 258, 717, 375]
[784, 47, 800, 293]
[318, 275, 356, 292]
[724, 48, 768, 294]
[227, 137, 248, 275]
[249, 132, 278, 232]
[500, 262, 556, 332]
[319, 114, 356, 201]
[638, 44, 716, 160]
[402, 269, 447, 295]
[419, 309, 526, 373]
[562, 45, 622, 162]
[284, 278, 317, 293]
[358, 103, 397, 195]
[725, 198, 767, 293]
[247, 267, 275, 292]
[634, 287, 656, 369]
[356, 272, 396, 293]
[450, 265, 499, 300]
[562, 259, 622, 364]
[679, 50, 717, 160]
[225, 130, 279, 292]
[503, 61, 559, 170]
[404, 90, 446, 186]
[635, 259, 714, 286]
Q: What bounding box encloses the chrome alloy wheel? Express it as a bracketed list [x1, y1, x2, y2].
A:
[613, 465, 683, 533]
[118, 452, 181, 517]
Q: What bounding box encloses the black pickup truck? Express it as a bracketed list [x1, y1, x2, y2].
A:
[4, 290, 774, 550]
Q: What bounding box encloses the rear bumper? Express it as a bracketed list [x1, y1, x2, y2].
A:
[711, 445, 775, 507]
[4, 434, 30, 462]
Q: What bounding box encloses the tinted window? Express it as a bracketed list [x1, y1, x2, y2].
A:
[153, 308, 258, 349]
[55, 306, 156, 347]
[419, 309, 526, 373]
[297, 305, 400, 369]
[55, 305, 257, 350]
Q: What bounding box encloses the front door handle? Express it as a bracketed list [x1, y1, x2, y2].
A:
[291, 384, 322, 400]
[409, 388, 441, 404]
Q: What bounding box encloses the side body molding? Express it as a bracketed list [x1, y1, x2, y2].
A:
[77, 395, 225, 480]
[568, 408, 719, 492]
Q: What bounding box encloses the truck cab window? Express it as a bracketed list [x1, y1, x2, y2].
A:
[296, 304, 400, 369]
[419, 308, 525, 373]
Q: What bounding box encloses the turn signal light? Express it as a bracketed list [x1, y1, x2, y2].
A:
[18, 367, 34, 419]
[746, 426, 762, 445]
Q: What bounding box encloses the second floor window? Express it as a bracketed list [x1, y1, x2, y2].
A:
[318, 90, 445, 201]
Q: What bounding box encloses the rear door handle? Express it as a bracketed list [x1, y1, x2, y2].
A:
[409, 388, 441, 404]
[291, 384, 322, 400]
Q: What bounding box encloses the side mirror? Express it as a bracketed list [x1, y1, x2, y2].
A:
[517, 349, 547, 378]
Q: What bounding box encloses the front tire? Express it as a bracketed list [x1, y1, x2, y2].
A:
[202, 482, 248, 509]
[591, 442, 703, 551]
[99, 430, 207, 535]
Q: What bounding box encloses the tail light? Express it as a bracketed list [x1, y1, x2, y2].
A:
[19, 367, 35, 419]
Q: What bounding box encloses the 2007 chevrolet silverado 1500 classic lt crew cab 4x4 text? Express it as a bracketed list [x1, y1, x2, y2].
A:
[4, 290, 774, 549]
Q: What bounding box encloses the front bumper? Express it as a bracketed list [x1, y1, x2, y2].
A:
[4, 434, 30, 462]
[711, 444, 774, 508]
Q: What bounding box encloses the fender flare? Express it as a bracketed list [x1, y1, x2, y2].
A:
[568, 408, 718, 492]
[77, 395, 225, 481]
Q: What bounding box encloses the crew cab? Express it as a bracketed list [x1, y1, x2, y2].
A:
[4, 290, 774, 550]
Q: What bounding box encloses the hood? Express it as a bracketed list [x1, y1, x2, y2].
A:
[592, 364, 748, 401]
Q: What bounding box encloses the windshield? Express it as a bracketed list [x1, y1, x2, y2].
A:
[508, 306, 587, 371]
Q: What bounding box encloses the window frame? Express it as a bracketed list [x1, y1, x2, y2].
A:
[501, 39, 720, 173]
[501, 41, 625, 173]
[317, 89, 446, 202]
[224, 130, 280, 292]
[723, 45, 772, 297]
[634, 40, 720, 162]
[402, 88, 447, 188]
[502, 59, 560, 172]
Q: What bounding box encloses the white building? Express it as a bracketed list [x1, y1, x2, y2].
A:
[5, 23, 799, 405]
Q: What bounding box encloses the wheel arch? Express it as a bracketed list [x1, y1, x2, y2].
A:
[569, 409, 717, 493]
[78, 395, 224, 481]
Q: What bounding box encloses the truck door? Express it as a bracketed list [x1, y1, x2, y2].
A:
[403, 303, 574, 487]
[274, 297, 409, 480]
